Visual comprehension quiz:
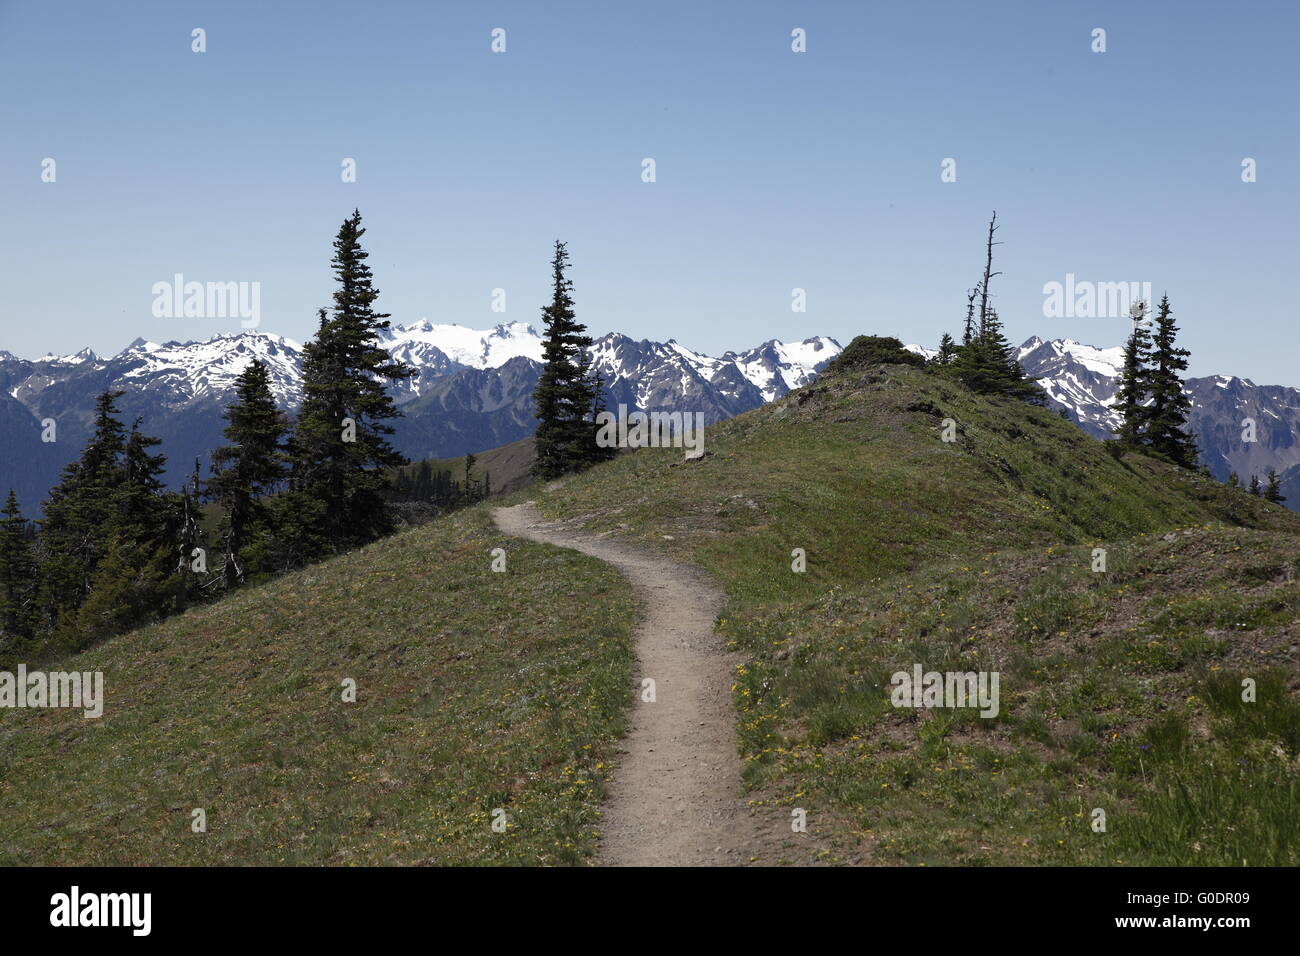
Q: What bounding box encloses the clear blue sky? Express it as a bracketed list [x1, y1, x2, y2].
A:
[1, 0, 1296, 381]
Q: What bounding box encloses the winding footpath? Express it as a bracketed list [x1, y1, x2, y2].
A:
[493, 502, 760, 866]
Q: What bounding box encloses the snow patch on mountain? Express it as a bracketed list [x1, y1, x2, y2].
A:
[36, 346, 99, 365]
[114, 332, 305, 405]
[726, 336, 842, 401]
[380, 320, 543, 370]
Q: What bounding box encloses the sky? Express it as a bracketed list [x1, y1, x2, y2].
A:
[1, 0, 1296, 382]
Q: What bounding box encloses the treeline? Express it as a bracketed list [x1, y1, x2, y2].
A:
[389, 453, 491, 509]
[0, 210, 411, 667]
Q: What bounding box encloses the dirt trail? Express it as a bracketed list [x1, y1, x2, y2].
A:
[493, 501, 761, 866]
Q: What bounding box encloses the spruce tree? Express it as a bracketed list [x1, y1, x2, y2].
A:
[1248, 474, 1262, 496]
[1144, 295, 1197, 467]
[285, 211, 412, 557]
[1114, 302, 1153, 447]
[0, 490, 35, 658]
[209, 359, 288, 586]
[73, 421, 176, 645]
[38, 390, 130, 627]
[935, 333, 957, 365]
[532, 241, 600, 479]
[1265, 469, 1286, 503]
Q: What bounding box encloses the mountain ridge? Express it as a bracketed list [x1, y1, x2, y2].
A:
[5, 324, 1300, 513]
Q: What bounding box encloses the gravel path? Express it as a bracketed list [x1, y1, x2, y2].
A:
[492, 502, 762, 866]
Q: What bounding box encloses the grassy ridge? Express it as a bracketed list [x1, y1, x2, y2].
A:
[0, 507, 636, 865]
[534, 364, 1300, 865]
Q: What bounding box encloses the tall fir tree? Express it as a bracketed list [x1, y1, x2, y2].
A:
[1144, 294, 1198, 468]
[285, 211, 412, 557]
[532, 241, 601, 478]
[208, 359, 288, 586]
[0, 490, 36, 659]
[37, 390, 130, 628]
[1114, 301, 1153, 447]
[73, 421, 176, 644]
[1248, 474, 1262, 496]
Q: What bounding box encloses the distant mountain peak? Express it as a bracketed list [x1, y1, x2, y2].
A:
[36, 346, 98, 364]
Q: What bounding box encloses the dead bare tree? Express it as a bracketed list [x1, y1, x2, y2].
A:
[977, 211, 1002, 337]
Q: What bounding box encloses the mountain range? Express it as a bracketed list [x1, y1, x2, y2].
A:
[0, 322, 840, 513]
[2, 323, 1296, 512]
[1014, 337, 1300, 504]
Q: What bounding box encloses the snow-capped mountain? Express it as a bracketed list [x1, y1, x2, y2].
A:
[6, 323, 1299, 512]
[1016, 337, 1126, 436]
[1017, 337, 1300, 506]
[0, 322, 843, 511]
[380, 319, 543, 370]
[724, 337, 844, 402]
[116, 333, 305, 405]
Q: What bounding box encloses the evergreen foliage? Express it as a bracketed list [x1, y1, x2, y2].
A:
[532, 242, 603, 479]
[284, 211, 412, 557]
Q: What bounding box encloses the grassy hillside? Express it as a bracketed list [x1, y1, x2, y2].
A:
[395, 435, 536, 499]
[0, 507, 636, 865]
[532, 363, 1300, 865]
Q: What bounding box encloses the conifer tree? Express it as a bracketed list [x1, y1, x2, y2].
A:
[285, 211, 412, 556]
[944, 215, 1042, 403]
[1114, 301, 1153, 447]
[209, 359, 288, 586]
[934, 333, 957, 365]
[38, 390, 130, 627]
[950, 306, 1042, 402]
[72, 421, 176, 644]
[1265, 469, 1286, 503]
[532, 241, 600, 479]
[464, 452, 477, 502]
[585, 366, 618, 466]
[0, 490, 35, 656]
[1144, 295, 1197, 468]
[1248, 474, 1262, 496]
